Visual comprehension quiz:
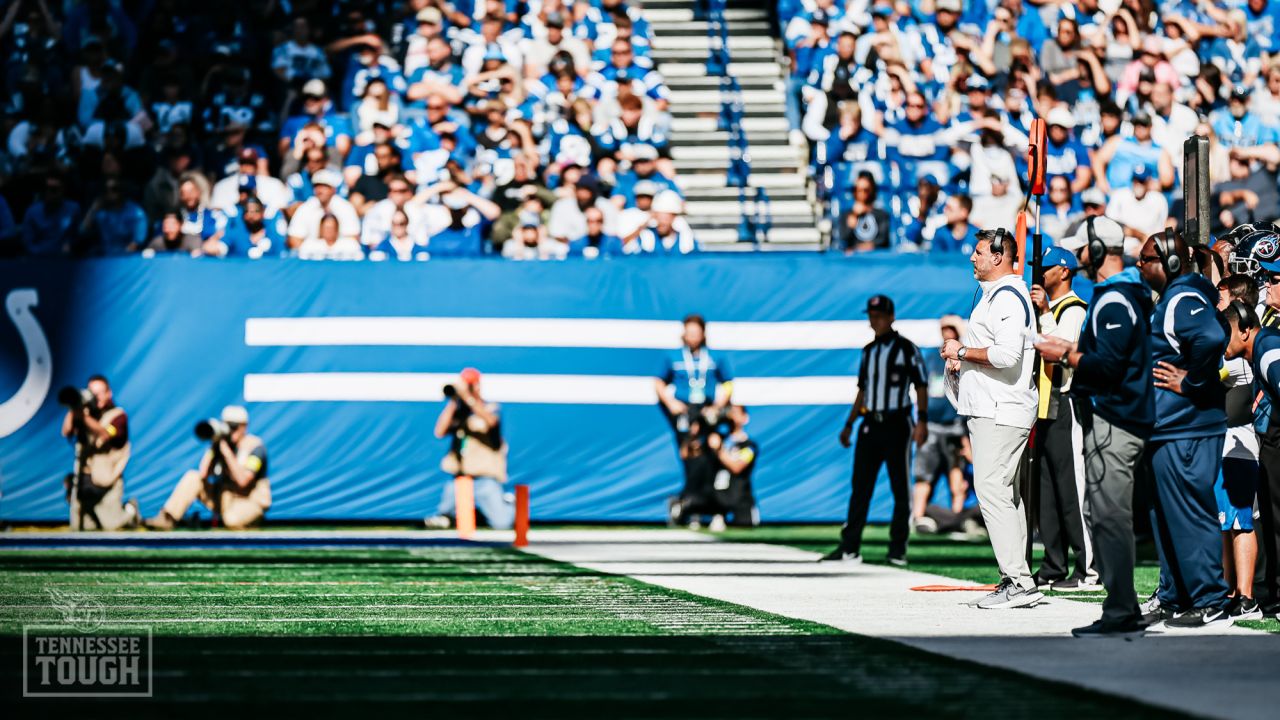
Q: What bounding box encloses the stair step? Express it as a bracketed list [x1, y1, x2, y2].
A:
[672, 130, 791, 146]
[676, 172, 806, 189]
[644, 8, 768, 22]
[668, 89, 784, 105]
[659, 62, 781, 78]
[698, 227, 823, 244]
[672, 105, 786, 119]
[652, 48, 778, 63]
[672, 144, 801, 162]
[681, 185, 807, 200]
[653, 35, 775, 51]
[672, 116, 791, 133]
[686, 199, 814, 215]
[648, 21, 772, 36]
[665, 76, 779, 91]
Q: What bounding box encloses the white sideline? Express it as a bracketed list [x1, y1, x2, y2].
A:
[523, 530, 1279, 720]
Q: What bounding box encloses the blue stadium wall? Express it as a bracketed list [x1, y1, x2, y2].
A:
[0, 254, 981, 523]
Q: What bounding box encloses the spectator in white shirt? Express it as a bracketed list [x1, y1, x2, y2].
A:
[970, 172, 1023, 232]
[298, 213, 364, 260]
[521, 12, 589, 79]
[503, 212, 566, 260]
[548, 174, 617, 243]
[633, 191, 697, 255]
[288, 169, 360, 249]
[210, 147, 291, 215]
[1106, 164, 1169, 241]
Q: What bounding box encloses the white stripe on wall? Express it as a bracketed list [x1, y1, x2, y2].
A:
[243, 373, 859, 406]
[244, 317, 945, 351]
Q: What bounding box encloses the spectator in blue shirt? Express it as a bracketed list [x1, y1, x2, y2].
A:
[220, 198, 288, 259]
[1045, 106, 1094, 193]
[79, 179, 148, 255]
[427, 195, 484, 257]
[279, 79, 355, 159]
[1211, 86, 1280, 150]
[22, 176, 80, 256]
[931, 194, 978, 254]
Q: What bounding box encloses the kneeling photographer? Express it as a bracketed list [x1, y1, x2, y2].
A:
[60, 375, 139, 530]
[424, 368, 514, 530]
[145, 406, 271, 530]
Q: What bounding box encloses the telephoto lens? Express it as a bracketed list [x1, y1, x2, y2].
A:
[194, 418, 230, 441]
[442, 384, 457, 398]
[57, 386, 92, 409]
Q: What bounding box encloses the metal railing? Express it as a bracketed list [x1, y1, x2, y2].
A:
[704, 0, 771, 246]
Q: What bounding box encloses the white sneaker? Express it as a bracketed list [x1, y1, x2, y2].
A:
[913, 516, 938, 534]
[708, 515, 727, 532]
[423, 515, 452, 529]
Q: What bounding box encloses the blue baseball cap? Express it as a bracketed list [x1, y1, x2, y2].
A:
[1131, 164, 1152, 182]
[1043, 246, 1079, 271]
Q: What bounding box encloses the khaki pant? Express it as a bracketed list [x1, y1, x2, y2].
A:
[967, 417, 1033, 590]
[163, 470, 271, 529]
[69, 476, 132, 531]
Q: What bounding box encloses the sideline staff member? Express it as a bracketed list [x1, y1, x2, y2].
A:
[62, 374, 139, 530]
[425, 368, 514, 530]
[146, 406, 271, 530]
[942, 229, 1041, 609]
[1036, 216, 1154, 637]
[822, 295, 927, 565]
[1029, 247, 1097, 592]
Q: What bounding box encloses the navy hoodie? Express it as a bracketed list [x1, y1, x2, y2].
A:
[1149, 273, 1228, 441]
[1071, 267, 1156, 439]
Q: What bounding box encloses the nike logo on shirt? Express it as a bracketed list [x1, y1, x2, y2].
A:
[1105, 323, 1122, 330]
[1190, 307, 1205, 315]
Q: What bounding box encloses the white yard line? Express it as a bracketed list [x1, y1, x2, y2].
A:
[524, 530, 1279, 720]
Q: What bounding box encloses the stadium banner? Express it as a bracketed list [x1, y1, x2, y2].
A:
[0, 254, 977, 522]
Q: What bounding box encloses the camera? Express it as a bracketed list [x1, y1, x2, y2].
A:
[442, 384, 458, 398]
[58, 386, 100, 417]
[194, 418, 230, 442]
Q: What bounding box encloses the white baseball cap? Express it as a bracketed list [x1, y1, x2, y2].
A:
[1060, 216, 1124, 252]
[302, 79, 327, 97]
[221, 405, 249, 425]
[651, 190, 683, 214]
[311, 168, 342, 188]
[1047, 106, 1075, 129]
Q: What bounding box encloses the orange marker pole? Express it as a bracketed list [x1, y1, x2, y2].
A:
[1015, 210, 1028, 274]
[513, 484, 530, 548]
[454, 476, 476, 539]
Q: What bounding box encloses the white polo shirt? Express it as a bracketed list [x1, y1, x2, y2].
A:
[950, 273, 1038, 429]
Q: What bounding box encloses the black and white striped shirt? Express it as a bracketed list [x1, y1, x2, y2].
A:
[859, 331, 927, 413]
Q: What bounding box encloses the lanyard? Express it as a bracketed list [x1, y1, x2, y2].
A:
[683, 347, 710, 402]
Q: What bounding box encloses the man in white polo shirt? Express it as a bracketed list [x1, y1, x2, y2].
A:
[941, 228, 1042, 609]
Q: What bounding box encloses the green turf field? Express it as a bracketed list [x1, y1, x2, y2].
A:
[0, 539, 1191, 717]
[719, 525, 1280, 633]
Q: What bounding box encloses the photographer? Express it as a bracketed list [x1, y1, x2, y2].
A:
[424, 368, 514, 530]
[654, 314, 734, 524]
[145, 406, 271, 530]
[705, 404, 760, 530]
[60, 375, 139, 530]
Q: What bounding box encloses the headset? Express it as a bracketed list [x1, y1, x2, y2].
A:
[989, 227, 1016, 264]
[1152, 227, 1182, 277]
[1086, 216, 1106, 273]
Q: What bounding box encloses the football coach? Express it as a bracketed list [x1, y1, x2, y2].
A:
[941, 229, 1041, 610]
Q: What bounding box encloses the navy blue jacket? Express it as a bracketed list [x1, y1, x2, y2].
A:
[1149, 273, 1228, 441]
[1252, 327, 1280, 429]
[1071, 267, 1156, 439]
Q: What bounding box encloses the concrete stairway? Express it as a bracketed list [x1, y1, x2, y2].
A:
[645, 0, 821, 250]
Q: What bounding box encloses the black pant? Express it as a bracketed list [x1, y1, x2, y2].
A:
[841, 413, 912, 557]
[1257, 426, 1280, 603]
[1036, 397, 1094, 581]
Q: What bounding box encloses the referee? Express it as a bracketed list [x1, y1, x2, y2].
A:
[822, 295, 928, 566]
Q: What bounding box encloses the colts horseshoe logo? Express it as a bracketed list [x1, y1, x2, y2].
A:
[0, 289, 52, 438]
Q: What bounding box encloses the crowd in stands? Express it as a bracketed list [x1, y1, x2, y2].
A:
[0, 0, 698, 261]
[784, 0, 1280, 254]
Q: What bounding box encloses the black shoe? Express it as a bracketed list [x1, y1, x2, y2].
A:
[1226, 596, 1264, 621]
[1071, 617, 1145, 638]
[1140, 603, 1176, 629]
[1031, 572, 1062, 590]
[1051, 577, 1104, 592]
[818, 548, 861, 564]
[1262, 599, 1280, 619]
[1164, 606, 1232, 631]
